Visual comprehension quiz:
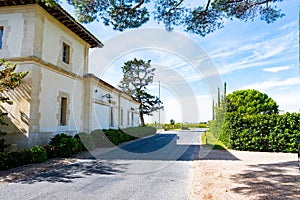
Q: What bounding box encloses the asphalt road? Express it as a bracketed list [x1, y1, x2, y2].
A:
[0, 129, 205, 200]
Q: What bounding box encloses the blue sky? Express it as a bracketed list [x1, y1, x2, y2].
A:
[63, 0, 299, 123]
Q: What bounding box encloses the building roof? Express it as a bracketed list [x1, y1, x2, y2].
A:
[0, 0, 103, 48]
[83, 73, 141, 105]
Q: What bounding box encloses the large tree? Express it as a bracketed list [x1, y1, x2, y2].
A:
[226, 89, 279, 115]
[119, 58, 162, 126]
[0, 59, 28, 151]
[44, 0, 285, 37]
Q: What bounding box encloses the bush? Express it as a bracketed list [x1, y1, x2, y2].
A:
[90, 127, 156, 147]
[0, 146, 48, 171]
[91, 129, 113, 148]
[48, 133, 78, 157]
[31, 146, 48, 163]
[123, 126, 156, 137]
[74, 132, 95, 151]
[0, 152, 8, 170]
[0, 138, 9, 152]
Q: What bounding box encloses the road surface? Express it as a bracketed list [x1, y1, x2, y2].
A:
[0, 130, 205, 200]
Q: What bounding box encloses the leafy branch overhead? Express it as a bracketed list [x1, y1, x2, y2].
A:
[59, 0, 285, 36]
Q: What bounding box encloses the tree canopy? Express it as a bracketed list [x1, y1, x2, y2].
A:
[119, 58, 162, 126]
[46, 0, 285, 37]
[226, 89, 279, 115]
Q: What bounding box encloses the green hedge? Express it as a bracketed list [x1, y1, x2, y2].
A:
[223, 112, 300, 152]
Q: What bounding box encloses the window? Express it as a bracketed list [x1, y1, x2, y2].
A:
[62, 42, 70, 64]
[121, 109, 124, 125]
[60, 97, 67, 125]
[0, 27, 3, 49]
[110, 107, 114, 127]
[127, 111, 130, 125]
[131, 112, 134, 126]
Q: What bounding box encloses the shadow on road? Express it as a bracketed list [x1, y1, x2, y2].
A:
[91, 133, 240, 161]
[0, 160, 127, 184]
[198, 148, 240, 161]
[230, 161, 300, 199]
[92, 133, 204, 161]
[0, 132, 240, 184]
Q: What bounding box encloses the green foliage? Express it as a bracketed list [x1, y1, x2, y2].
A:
[0, 59, 28, 151]
[0, 139, 9, 152]
[209, 92, 227, 146]
[90, 129, 112, 147]
[118, 58, 163, 126]
[0, 59, 28, 96]
[217, 89, 299, 152]
[54, 0, 285, 36]
[162, 123, 178, 130]
[0, 146, 48, 171]
[31, 146, 48, 163]
[224, 112, 300, 152]
[162, 123, 207, 130]
[74, 132, 95, 151]
[226, 89, 279, 115]
[170, 119, 175, 125]
[91, 127, 156, 147]
[123, 126, 156, 137]
[103, 128, 143, 145]
[201, 130, 227, 150]
[211, 89, 300, 153]
[0, 126, 157, 170]
[48, 133, 78, 158]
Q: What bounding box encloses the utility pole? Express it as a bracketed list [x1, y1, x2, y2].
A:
[158, 81, 161, 129]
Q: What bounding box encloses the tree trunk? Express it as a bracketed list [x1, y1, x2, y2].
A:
[139, 110, 145, 126]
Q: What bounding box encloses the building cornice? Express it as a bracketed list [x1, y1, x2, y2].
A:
[83, 73, 141, 105]
[6, 56, 83, 81]
[0, 0, 103, 48]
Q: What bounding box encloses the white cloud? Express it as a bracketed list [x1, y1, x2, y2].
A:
[212, 31, 298, 74]
[262, 65, 293, 73]
[272, 91, 300, 113]
[241, 77, 300, 91]
[279, 21, 298, 30]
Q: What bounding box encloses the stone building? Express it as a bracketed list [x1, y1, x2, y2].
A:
[0, 1, 140, 149]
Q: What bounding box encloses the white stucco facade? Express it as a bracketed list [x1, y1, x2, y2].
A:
[0, 2, 140, 149]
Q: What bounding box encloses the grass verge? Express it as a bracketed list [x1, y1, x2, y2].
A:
[201, 130, 227, 150]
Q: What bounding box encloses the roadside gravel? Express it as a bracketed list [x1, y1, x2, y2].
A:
[188, 148, 300, 200]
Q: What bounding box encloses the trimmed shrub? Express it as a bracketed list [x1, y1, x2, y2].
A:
[222, 112, 300, 152]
